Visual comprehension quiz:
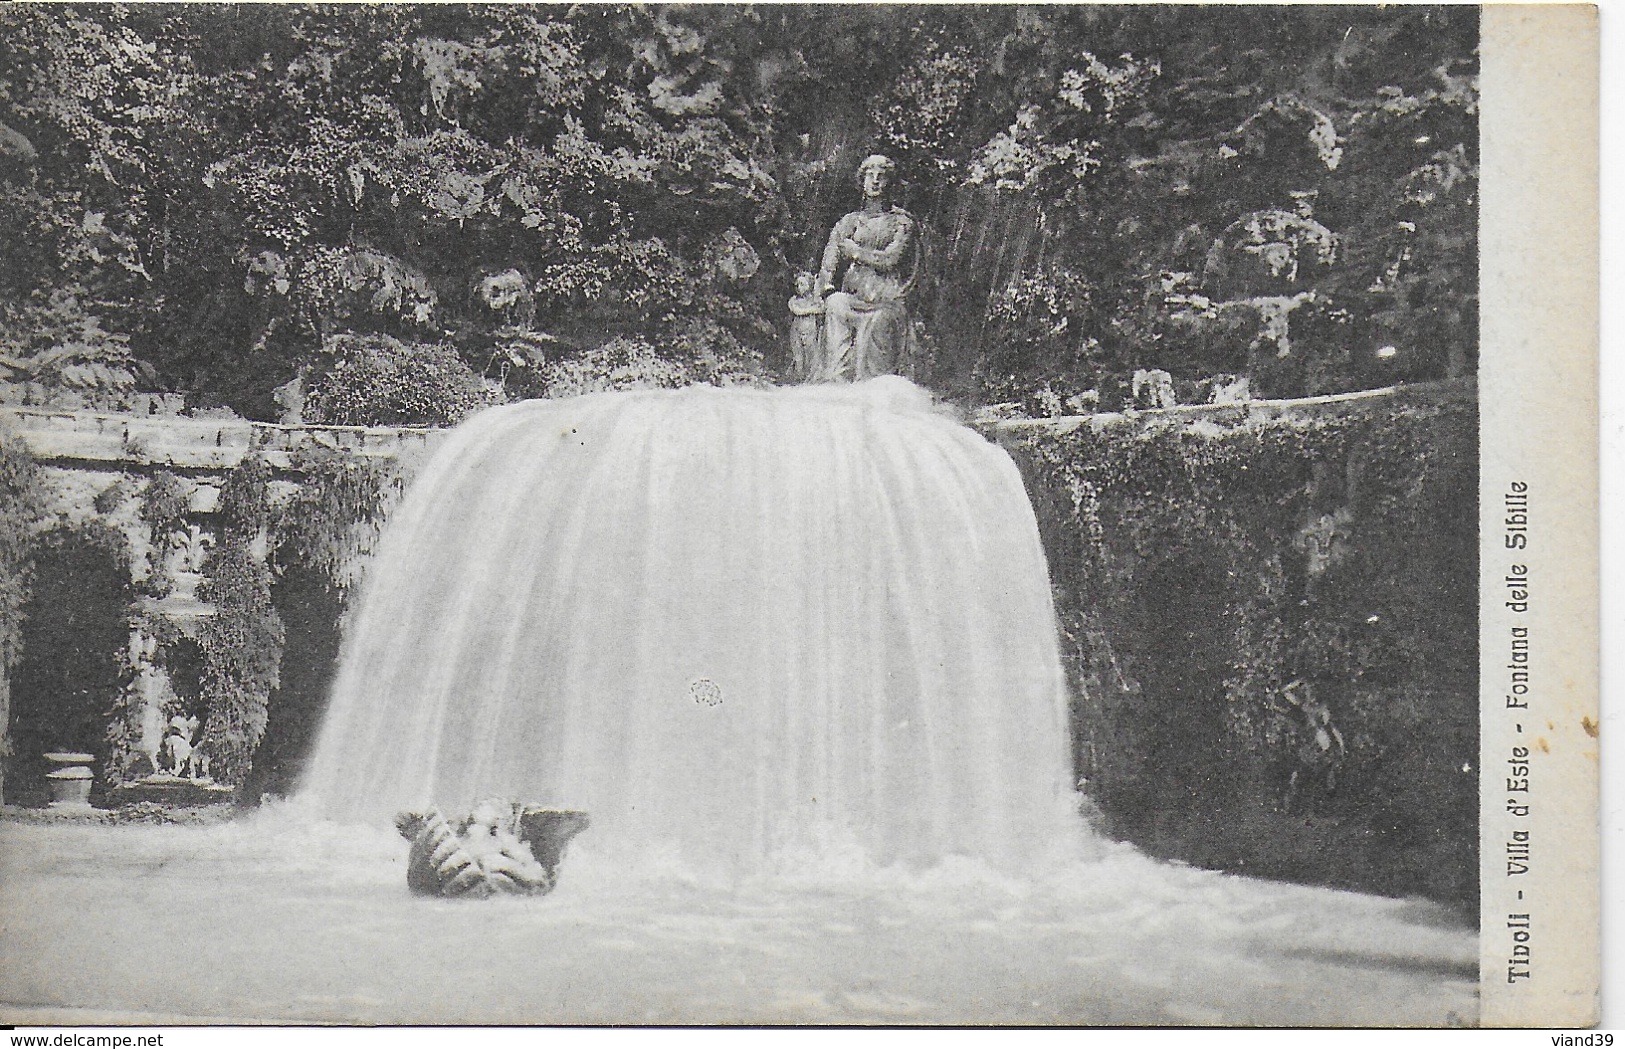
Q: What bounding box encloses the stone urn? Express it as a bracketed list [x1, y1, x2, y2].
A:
[43, 752, 95, 809]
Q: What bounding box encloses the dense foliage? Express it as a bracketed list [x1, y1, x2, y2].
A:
[0, 428, 45, 802]
[303, 333, 500, 427]
[1008, 382, 1476, 903]
[183, 444, 395, 794]
[4, 521, 134, 804]
[272, 444, 395, 587]
[1, 5, 1477, 418]
[248, 444, 395, 797]
[195, 456, 282, 787]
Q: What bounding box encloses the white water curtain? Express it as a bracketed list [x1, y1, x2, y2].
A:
[303, 378, 1087, 877]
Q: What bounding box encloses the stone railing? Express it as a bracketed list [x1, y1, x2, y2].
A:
[982, 376, 1473, 442]
[1, 406, 446, 475]
[0, 404, 449, 542]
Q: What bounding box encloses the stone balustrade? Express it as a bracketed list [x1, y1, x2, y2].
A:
[980, 377, 1472, 441]
[0, 406, 447, 475]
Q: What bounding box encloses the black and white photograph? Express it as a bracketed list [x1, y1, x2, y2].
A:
[0, 2, 1599, 1028]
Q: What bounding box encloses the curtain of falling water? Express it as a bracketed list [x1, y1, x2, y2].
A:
[302, 378, 1088, 876]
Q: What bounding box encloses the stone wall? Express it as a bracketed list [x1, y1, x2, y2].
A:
[5, 405, 444, 489]
[991, 378, 1478, 903]
[1, 404, 446, 584]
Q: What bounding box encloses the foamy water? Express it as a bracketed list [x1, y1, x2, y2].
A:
[0, 804, 1476, 1025]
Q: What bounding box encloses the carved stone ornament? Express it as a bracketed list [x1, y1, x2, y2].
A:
[395, 801, 590, 899]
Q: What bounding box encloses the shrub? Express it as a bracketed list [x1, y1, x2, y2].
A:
[0, 289, 148, 410]
[273, 445, 393, 589]
[134, 470, 189, 597]
[251, 446, 393, 799]
[533, 329, 763, 400]
[304, 333, 501, 427]
[138, 471, 189, 539]
[530, 336, 690, 400]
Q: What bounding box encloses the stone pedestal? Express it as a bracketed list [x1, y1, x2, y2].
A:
[44, 752, 95, 809]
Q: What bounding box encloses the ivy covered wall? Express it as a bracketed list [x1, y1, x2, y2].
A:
[999, 379, 1477, 905]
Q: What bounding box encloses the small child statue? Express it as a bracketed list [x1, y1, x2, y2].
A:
[787, 270, 825, 382]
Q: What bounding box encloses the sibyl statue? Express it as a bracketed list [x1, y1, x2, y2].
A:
[809, 154, 921, 381]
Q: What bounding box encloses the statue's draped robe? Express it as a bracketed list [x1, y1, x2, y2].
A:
[816, 206, 917, 381]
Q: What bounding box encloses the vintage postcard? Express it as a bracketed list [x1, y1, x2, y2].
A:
[0, 2, 1600, 1029]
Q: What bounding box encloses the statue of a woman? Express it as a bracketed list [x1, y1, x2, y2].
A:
[814, 154, 919, 381]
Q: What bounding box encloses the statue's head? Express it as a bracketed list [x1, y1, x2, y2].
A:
[857, 154, 894, 198]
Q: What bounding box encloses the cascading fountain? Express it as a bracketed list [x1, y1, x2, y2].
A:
[302, 377, 1089, 878]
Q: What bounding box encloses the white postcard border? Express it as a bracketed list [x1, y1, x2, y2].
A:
[1479, 3, 1601, 1028]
